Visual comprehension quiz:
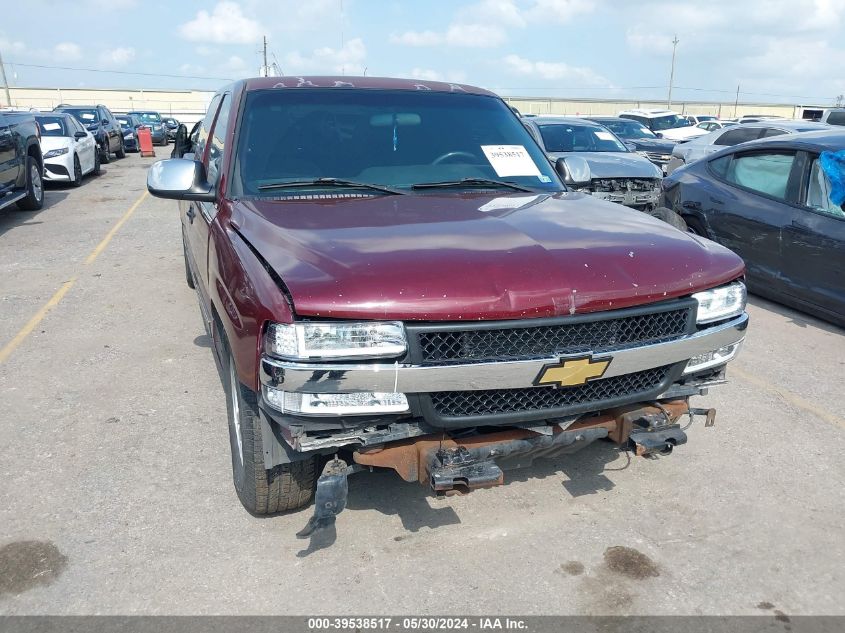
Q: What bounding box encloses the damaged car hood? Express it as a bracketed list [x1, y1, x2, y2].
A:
[229, 192, 744, 320]
[546, 152, 662, 180]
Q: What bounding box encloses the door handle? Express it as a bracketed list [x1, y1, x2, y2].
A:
[709, 196, 724, 205]
[186, 205, 195, 223]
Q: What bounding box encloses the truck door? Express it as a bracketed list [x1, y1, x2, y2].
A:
[0, 113, 17, 192]
[183, 94, 228, 309]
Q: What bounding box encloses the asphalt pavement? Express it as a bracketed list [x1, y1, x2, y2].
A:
[0, 151, 843, 616]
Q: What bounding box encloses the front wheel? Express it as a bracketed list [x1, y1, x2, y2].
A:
[647, 206, 687, 231]
[115, 137, 126, 159]
[100, 139, 111, 164]
[16, 156, 44, 211]
[221, 341, 318, 515]
[92, 148, 101, 176]
[70, 154, 82, 187]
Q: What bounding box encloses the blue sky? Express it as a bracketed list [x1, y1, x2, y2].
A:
[2, 0, 843, 105]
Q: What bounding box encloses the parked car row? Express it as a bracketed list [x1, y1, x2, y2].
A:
[1, 104, 180, 208]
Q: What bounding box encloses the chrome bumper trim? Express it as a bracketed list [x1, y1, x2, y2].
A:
[260, 313, 748, 395]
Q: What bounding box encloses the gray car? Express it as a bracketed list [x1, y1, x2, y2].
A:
[667, 120, 831, 174]
[523, 117, 662, 210]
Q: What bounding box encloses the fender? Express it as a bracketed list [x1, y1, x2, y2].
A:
[207, 203, 294, 392]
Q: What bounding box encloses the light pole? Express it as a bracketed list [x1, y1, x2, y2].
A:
[667, 35, 679, 109]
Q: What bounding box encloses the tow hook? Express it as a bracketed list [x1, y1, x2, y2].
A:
[428, 446, 504, 493]
[628, 426, 688, 456]
[297, 456, 349, 539]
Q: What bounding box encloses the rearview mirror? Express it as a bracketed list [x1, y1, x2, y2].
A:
[74, 131, 87, 140]
[555, 156, 591, 187]
[370, 113, 422, 127]
[147, 159, 215, 202]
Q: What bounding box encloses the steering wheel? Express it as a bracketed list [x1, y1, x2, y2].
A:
[432, 151, 478, 165]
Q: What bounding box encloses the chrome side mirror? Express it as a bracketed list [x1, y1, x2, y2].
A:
[555, 156, 592, 187]
[147, 159, 215, 202]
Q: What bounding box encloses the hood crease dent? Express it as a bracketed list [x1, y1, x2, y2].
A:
[229, 192, 744, 321]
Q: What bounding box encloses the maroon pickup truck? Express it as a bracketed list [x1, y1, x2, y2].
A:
[148, 77, 748, 535]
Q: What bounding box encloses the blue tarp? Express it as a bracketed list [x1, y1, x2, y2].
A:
[819, 150, 845, 206]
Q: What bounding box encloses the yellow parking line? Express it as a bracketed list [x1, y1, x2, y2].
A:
[731, 365, 845, 430]
[85, 191, 148, 264]
[0, 190, 149, 364]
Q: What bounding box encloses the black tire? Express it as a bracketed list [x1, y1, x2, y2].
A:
[92, 149, 101, 176]
[182, 230, 195, 289]
[221, 339, 318, 515]
[115, 137, 126, 159]
[648, 206, 687, 231]
[70, 155, 83, 187]
[684, 216, 708, 238]
[100, 138, 111, 164]
[16, 156, 44, 211]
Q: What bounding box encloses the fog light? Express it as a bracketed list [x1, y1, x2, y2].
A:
[263, 386, 409, 416]
[684, 340, 743, 374]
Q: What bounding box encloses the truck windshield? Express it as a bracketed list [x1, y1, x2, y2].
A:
[538, 123, 628, 153]
[232, 89, 562, 196]
[600, 120, 657, 140]
[650, 114, 691, 131]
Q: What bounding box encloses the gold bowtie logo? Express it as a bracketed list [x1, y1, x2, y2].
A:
[534, 356, 611, 388]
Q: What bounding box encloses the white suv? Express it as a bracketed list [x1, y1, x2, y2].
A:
[618, 109, 707, 142]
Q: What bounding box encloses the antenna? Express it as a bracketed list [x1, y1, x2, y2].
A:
[667, 35, 679, 108]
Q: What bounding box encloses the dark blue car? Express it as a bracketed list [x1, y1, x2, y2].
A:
[116, 114, 141, 152]
[661, 129, 845, 326]
[126, 110, 168, 146]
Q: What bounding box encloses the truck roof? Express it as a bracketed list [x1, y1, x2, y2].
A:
[237, 75, 497, 97]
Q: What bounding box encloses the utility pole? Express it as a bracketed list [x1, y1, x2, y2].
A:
[734, 84, 740, 118]
[0, 50, 11, 107]
[667, 35, 679, 109]
[262, 36, 268, 77]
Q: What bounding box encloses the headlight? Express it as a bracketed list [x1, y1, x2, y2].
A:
[43, 147, 69, 158]
[265, 321, 407, 360]
[263, 387, 409, 416]
[684, 340, 743, 374]
[693, 281, 746, 324]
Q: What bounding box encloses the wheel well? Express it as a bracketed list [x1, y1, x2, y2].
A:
[27, 144, 43, 171]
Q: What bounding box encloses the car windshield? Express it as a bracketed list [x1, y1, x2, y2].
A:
[537, 123, 627, 153]
[232, 89, 561, 196]
[35, 116, 69, 137]
[117, 117, 131, 127]
[597, 119, 656, 140]
[67, 109, 99, 124]
[650, 114, 690, 131]
[134, 112, 161, 123]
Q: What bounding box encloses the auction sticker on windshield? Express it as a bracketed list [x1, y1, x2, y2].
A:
[481, 145, 541, 177]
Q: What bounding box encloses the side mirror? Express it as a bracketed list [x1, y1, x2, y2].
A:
[654, 131, 664, 138]
[102, 119, 110, 125]
[147, 159, 215, 202]
[555, 156, 591, 187]
[74, 131, 87, 140]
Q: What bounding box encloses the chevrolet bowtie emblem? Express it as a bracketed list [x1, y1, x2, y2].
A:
[534, 356, 611, 388]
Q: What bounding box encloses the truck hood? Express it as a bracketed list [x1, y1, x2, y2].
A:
[547, 152, 661, 179]
[659, 126, 708, 141]
[229, 192, 744, 320]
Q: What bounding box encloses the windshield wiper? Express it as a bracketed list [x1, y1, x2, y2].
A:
[258, 178, 405, 195]
[410, 177, 533, 193]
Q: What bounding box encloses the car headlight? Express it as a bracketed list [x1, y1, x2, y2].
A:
[43, 147, 69, 158]
[263, 387, 409, 416]
[693, 281, 746, 324]
[265, 321, 407, 360]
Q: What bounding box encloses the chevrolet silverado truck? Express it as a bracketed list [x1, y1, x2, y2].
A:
[147, 77, 748, 534]
[0, 111, 44, 212]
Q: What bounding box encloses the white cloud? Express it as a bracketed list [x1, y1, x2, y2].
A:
[195, 46, 215, 57]
[410, 68, 442, 81]
[524, 0, 598, 24]
[389, 30, 443, 47]
[283, 38, 367, 75]
[54, 42, 82, 60]
[446, 23, 508, 47]
[503, 53, 609, 85]
[99, 47, 135, 66]
[0, 35, 26, 55]
[179, 1, 260, 44]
